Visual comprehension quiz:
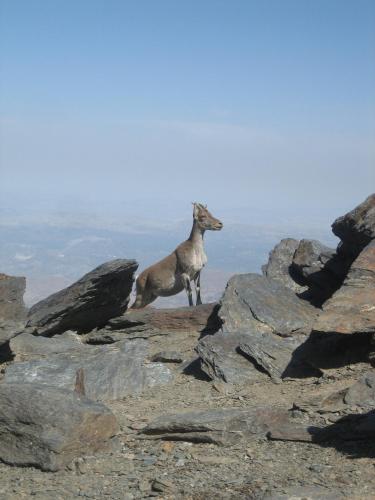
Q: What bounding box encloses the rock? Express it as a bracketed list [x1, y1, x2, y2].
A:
[292, 239, 337, 281]
[0, 383, 118, 471]
[0, 319, 25, 348]
[142, 406, 291, 446]
[262, 238, 306, 294]
[27, 259, 138, 336]
[10, 330, 84, 361]
[314, 240, 375, 334]
[344, 371, 375, 408]
[238, 332, 308, 381]
[219, 274, 318, 336]
[263, 486, 344, 500]
[150, 351, 183, 363]
[86, 303, 220, 344]
[0, 273, 27, 321]
[267, 421, 321, 442]
[151, 478, 175, 493]
[332, 193, 375, 259]
[4, 339, 172, 401]
[196, 331, 267, 384]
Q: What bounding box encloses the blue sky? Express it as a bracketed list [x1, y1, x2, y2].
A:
[1, 0, 374, 223]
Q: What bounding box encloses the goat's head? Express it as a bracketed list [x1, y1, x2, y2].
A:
[192, 203, 223, 231]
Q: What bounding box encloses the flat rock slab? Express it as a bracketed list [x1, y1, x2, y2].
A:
[0, 273, 27, 322]
[219, 274, 318, 336]
[4, 339, 172, 401]
[27, 259, 138, 336]
[142, 406, 291, 446]
[0, 319, 26, 348]
[314, 241, 375, 334]
[10, 330, 84, 361]
[196, 331, 268, 384]
[0, 383, 118, 471]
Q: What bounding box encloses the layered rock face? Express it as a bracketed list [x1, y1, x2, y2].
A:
[27, 259, 138, 335]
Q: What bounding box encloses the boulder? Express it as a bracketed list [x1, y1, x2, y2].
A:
[0, 319, 25, 348]
[27, 259, 138, 336]
[262, 238, 306, 294]
[10, 330, 84, 361]
[142, 406, 291, 446]
[86, 303, 220, 344]
[343, 371, 375, 408]
[219, 274, 318, 336]
[332, 193, 375, 259]
[314, 240, 375, 334]
[292, 239, 337, 281]
[196, 331, 268, 384]
[0, 273, 27, 321]
[0, 383, 118, 471]
[4, 339, 172, 401]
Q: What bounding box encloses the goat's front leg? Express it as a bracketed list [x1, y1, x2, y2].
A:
[181, 273, 194, 307]
[194, 272, 202, 305]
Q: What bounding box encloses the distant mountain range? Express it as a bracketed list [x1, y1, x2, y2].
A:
[0, 209, 338, 307]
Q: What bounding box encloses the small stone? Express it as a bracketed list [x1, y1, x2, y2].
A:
[161, 442, 175, 454]
[151, 478, 175, 493]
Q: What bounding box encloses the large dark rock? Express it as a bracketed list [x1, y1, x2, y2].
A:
[0, 273, 27, 321]
[219, 274, 318, 336]
[4, 339, 172, 401]
[332, 193, 375, 259]
[262, 238, 306, 294]
[142, 406, 291, 446]
[0, 383, 118, 471]
[27, 259, 138, 336]
[314, 240, 375, 334]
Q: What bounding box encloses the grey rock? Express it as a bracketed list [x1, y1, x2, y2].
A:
[150, 351, 184, 363]
[196, 331, 267, 384]
[263, 486, 344, 500]
[10, 330, 84, 361]
[142, 406, 291, 446]
[292, 239, 336, 281]
[4, 339, 172, 401]
[238, 332, 307, 381]
[27, 259, 138, 336]
[262, 238, 306, 294]
[0, 273, 27, 322]
[344, 371, 375, 408]
[332, 193, 375, 259]
[314, 240, 375, 334]
[0, 319, 26, 348]
[0, 383, 118, 471]
[219, 274, 318, 336]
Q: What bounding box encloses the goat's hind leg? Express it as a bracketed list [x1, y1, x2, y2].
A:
[194, 272, 202, 306]
[181, 273, 194, 307]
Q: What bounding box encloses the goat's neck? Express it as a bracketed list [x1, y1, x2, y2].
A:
[188, 220, 205, 247]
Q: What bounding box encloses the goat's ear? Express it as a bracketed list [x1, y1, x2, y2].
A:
[192, 202, 199, 220]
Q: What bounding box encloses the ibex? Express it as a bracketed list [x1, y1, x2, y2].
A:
[132, 203, 223, 308]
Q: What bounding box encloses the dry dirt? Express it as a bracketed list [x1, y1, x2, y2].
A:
[0, 327, 375, 500]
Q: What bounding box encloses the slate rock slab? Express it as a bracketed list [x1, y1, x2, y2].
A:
[0, 383, 118, 471]
[332, 193, 375, 258]
[196, 331, 268, 384]
[4, 339, 172, 401]
[10, 330, 84, 361]
[0, 273, 27, 321]
[219, 274, 318, 336]
[344, 371, 375, 408]
[0, 320, 26, 348]
[27, 259, 138, 336]
[314, 240, 375, 334]
[262, 238, 306, 294]
[142, 406, 291, 446]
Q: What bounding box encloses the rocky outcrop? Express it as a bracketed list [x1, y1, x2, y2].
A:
[262, 238, 306, 294]
[27, 259, 138, 336]
[332, 193, 375, 259]
[0, 383, 118, 471]
[142, 406, 291, 446]
[4, 339, 172, 401]
[0, 273, 27, 321]
[314, 240, 375, 334]
[219, 274, 318, 336]
[10, 330, 84, 361]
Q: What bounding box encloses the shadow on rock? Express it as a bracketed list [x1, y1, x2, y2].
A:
[282, 331, 373, 378]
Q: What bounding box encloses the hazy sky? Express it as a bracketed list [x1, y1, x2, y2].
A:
[1, 0, 374, 224]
